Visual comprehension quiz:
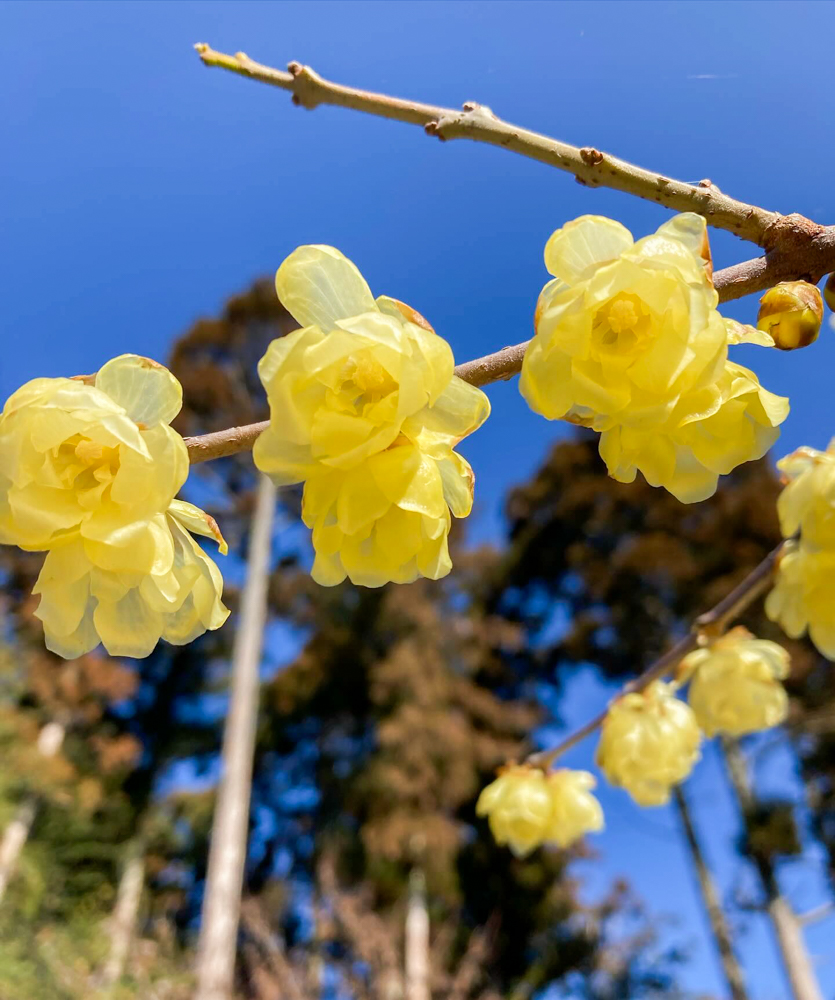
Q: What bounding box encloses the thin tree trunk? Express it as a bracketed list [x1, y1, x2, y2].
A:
[101, 837, 146, 989]
[195, 475, 277, 1000]
[0, 720, 66, 903]
[720, 737, 823, 1000]
[672, 785, 749, 1000]
[405, 868, 429, 1000]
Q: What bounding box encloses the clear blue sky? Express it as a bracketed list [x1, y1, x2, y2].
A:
[2, 2, 834, 997]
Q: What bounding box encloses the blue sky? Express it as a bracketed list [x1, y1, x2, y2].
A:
[2, 2, 835, 997]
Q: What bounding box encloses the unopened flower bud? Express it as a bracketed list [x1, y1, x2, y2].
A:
[757, 281, 823, 350]
[683, 628, 790, 737]
[596, 681, 701, 807]
[824, 273, 835, 314]
[476, 765, 603, 856]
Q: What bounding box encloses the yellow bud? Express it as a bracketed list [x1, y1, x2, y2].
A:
[683, 628, 790, 737]
[476, 765, 603, 857]
[596, 681, 701, 806]
[824, 273, 835, 313]
[757, 281, 823, 351]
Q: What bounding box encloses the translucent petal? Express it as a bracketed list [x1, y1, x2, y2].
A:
[257, 327, 322, 389]
[275, 245, 377, 330]
[33, 572, 92, 636]
[94, 588, 164, 658]
[403, 377, 491, 456]
[336, 469, 390, 536]
[544, 216, 633, 284]
[42, 603, 100, 659]
[653, 213, 708, 260]
[726, 319, 775, 347]
[168, 499, 228, 554]
[437, 454, 474, 518]
[95, 354, 183, 427]
[369, 447, 446, 518]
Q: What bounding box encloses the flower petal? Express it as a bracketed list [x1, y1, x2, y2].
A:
[544, 216, 633, 284]
[275, 245, 377, 330]
[95, 354, 183, 427]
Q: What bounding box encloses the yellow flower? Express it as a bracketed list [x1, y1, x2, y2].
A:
[775, 443, 835, 549]
[596, 681, 701, 806]
[682, 628, 790, 737]
[301, 442, 475, 587]
[254, 245, 489, 483]
[32, 501, 229, 659]
[757, 281, 824, 351]
[0, 355, 187, 550]
[766, 543, 835, 659]
[521, 214, 730, 424]
[0, 355, 229, 659]
[476, 765, 603, 857]
[599, 361, 789, 503]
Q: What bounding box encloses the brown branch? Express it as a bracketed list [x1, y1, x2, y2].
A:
[526, 542, 787, 770]
[194, 43, 801, 248]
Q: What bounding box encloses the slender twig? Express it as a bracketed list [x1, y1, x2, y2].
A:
[193, 44, 825, 250]
[526, 542, 786, 770]
[183, 228, 835, 466]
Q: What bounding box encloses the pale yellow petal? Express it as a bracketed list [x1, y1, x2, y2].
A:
[168, 499, 228, 555]
[544, 216, 633, 284]
[95, 354, 182, 427]
[94, 588, 164, 658]
[275, 245, 377, 329]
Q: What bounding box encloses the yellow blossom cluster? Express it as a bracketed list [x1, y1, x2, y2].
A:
[476, 765, 603, 856]
[681, 628, 790, 736]
[766, 442, 835, 658]
[253, 246, 489, 587]
[0, 355, 229, 659]
[520, 214, 789, 502]
[595, 681, 701, 806]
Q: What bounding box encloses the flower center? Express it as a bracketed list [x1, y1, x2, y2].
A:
[593, 293, 652, 355]
[607, 298, 639, 334]
[52, 434, 121, 508]
[337, 355, 397, 408]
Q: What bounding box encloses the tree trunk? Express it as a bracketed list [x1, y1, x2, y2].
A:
[195, 475, 277, 1000]
[720, 737, 823, 1000]
[0, 720, 66, 903]
[101, 837, 146, 989]
[672, 785, 749, 1000]
[405, 868, 429, 1000]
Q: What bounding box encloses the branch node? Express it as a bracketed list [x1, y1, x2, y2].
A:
[763, 213, 826, 255]
[580, 146, 604, 166]
[286, 61, 323, 109]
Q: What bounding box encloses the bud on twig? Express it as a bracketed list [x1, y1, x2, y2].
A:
[757, 280, 823, 350]
[824, 273, 835, 313]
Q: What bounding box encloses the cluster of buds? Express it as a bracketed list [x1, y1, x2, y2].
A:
[476, 764, 603, 857]
[681, 627, 790, 736]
